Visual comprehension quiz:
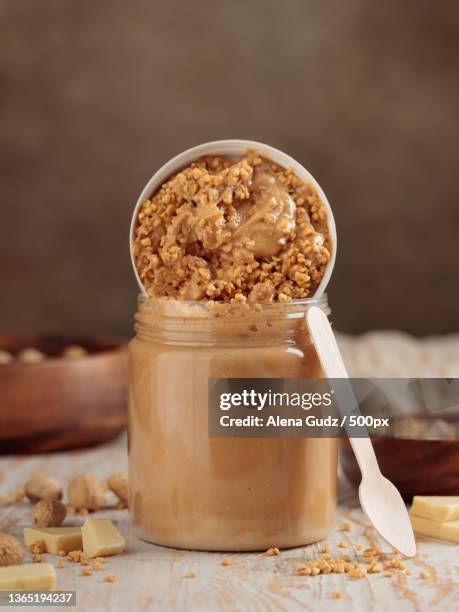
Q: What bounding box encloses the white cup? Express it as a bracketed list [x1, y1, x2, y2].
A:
[130, 139, 337, 297]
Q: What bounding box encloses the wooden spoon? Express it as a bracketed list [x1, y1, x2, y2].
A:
[307, 306, 416, 557]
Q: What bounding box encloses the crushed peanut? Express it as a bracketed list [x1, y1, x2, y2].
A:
[184, 571, 196, 578]
[420, 571, 430, 579]
[95, 557, 107, 564]
[28, 540, 46, 555]
[265, 547, 280, 556]
[221, 558, 232, 566]
[331, 591, 343, 599]
[82, 568, 92, 577]
[133, 151, 331, 303]
[341, 521, 352, 532]
[296, 556, 368, 579]
[32, 553, 42, 563]
[338, 541, 347, 548]
[67, 550, 83, 563]
[58, 550, 66, 557]
[92, 560, 103, 571]
[105, 574, 117, 582]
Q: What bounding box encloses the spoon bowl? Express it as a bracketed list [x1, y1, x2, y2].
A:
[359, 473, 417, 557]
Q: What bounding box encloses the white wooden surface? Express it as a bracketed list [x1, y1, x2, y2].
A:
[1, 433, 458, 612]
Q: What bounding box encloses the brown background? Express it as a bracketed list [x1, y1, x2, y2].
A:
[0, 0, 458, 338]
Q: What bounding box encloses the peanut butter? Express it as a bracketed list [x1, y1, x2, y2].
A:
[132, 151, 331, 302]
[128, 297, 337, 551]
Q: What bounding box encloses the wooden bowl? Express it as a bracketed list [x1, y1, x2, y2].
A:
[341, 435, 459, 500]
[0, 334, 128, 454]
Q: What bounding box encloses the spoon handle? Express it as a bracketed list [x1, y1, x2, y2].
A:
[306, 306, 380, 476]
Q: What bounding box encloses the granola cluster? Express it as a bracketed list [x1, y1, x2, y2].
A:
[133, 151, 331, 302]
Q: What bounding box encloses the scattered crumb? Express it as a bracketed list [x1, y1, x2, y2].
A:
[105, 574, 117, 583]
[79, 555, 89, 566]
[32, 553, 42, 563]
[342, 555, 350, 562]
[95, 557, 107, 564]
[385, 559, 405, 571]
[331, 591, 342, 599]
[184, 571, 196, 578]
[383, 571, 392, 578]
[57, 560, 65, 569]
[367, 561, 383, 574]
[348, 567, 366, 579]
[67, 506, 76, 515]
[58, 550, 66, 557]
[406, 570, 412, 576]
[28, 540, 46, 554]
[68, 550, 83, 563]
[78, 508, 89, 516]
[82, 568, 92, 577]
[319, 545, 329, 553]
[341, 521, 352, 532]
[221, 558, 232, 566]
[355, 544, 363, 551]
[265, 547, 280, 556]
[92, 560, 102, 571]
[115, 500, 126, 510]
[420, 571, 430, 580]
[338, 541, 347, 548]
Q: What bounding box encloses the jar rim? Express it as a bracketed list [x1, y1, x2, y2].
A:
[136, 292, 329, 322]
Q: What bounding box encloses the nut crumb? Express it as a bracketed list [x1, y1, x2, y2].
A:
[105, 574, 117, 582]
[92, 560, 102, 571]
[68, 550, 83, 563]
[265, 547, 280, 556]
[28, 540, 46, 555]
[331, 591, 342, 599]
[82, 568, 92, 577]
[338, 541, 347, 548]
[95, 557, 107, 564]
[420, 571, 430, 579]
[57, 560, 65, 569]
[221, 558, 232, 566]
[78, 508, 89, 516]
[341, 521, 352, 532]
[32, 554, 42, 563]
[58, 550, 66, 557]
[355, 544, 363, 551]
[184, 571, 196, 578]
[67, 506, 76, 515]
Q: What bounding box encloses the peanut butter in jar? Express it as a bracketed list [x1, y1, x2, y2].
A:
[128, 143, 337, 551]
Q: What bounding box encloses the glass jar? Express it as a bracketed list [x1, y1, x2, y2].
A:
[128, 294, 337, 551]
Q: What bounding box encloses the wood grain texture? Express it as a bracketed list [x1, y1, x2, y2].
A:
[0, 334, 128, 454]
[1, 435, 458, 612]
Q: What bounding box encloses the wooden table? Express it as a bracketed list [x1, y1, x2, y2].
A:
[1, 434, 457, 612]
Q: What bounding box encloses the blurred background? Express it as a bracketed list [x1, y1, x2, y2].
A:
[1, 0, 458, 338]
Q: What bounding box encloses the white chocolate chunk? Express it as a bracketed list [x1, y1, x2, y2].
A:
[411, 496, 459, 522]
[0, 563, 56, 591]
[23, 527, 82, 554]
[410, 515, 459, 544]
[82, 519, 125, 559]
